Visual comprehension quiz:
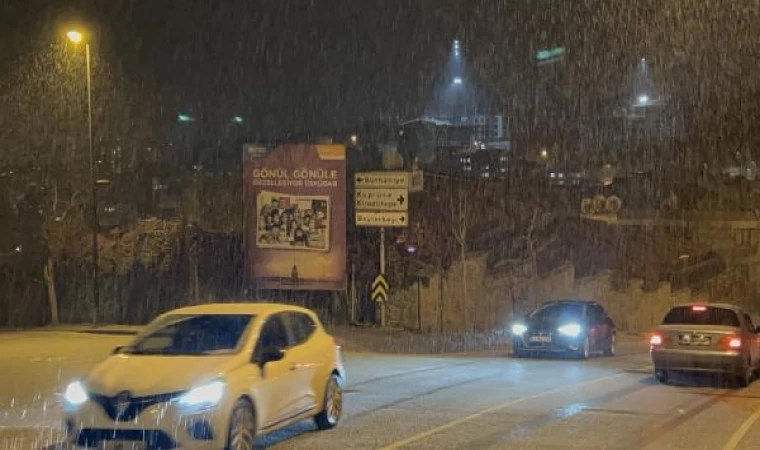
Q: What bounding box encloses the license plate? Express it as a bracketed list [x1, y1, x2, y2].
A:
[530, 336, 551, 343]
[679, 334, 711, 346]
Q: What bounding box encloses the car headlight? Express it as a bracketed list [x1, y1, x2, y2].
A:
[558, 323, 582, 337]
[178, 380, 225, 408]
[511, 324, 528, 336]
[64, 381, 88, 406]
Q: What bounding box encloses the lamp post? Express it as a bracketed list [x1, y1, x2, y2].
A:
[66, 30, 100, 322]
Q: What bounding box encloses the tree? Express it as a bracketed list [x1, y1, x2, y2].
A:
[448, 184, 472, 330]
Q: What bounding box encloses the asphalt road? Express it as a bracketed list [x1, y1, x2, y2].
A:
[2, 331, 760, 449]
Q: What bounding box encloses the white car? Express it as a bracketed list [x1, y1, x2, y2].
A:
[62, 303, 346, 449]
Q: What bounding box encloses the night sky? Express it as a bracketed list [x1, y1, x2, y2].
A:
[2, 0, 759, 136]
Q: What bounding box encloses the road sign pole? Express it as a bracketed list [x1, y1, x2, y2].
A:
[380, 227, 385, 275]
[379, 227, 386, 326]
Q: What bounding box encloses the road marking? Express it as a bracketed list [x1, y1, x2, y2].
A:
[722, 402, 760, 450]
[378, 372, 627, 449]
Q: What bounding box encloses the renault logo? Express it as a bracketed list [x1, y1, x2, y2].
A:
[113, 391, 131, 418]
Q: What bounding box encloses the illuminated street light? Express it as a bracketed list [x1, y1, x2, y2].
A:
[637, 94, 649, 105]
[66, 30, 83, 43]
[540, 148, 548, 159]
[64, 28, 100, 322]
[232, 116, 244, 124]
[453, 77, 463, 85]
[177, 113, 195, 122]
[350, 134, 358, 145]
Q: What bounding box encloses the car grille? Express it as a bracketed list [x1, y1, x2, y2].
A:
[77, 428, 177, 449]
[89, 391, 185, 421]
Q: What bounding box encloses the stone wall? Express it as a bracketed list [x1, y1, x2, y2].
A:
[387, 256, 724, 334]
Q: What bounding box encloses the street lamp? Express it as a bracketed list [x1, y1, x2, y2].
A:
[66, 29, 100, 322]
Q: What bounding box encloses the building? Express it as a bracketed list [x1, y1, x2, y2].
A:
[442, 115, 506, 143]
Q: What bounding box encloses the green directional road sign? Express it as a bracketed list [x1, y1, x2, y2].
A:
[372, 274, 389, 303]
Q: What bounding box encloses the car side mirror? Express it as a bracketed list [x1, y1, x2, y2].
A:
[112, 346, 126, 355]
[259, 347, 285, 365]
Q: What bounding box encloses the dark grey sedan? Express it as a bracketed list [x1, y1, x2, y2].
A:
[650, 303, 760, 387]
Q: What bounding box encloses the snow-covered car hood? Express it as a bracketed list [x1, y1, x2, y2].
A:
[86, 353, 240, 396]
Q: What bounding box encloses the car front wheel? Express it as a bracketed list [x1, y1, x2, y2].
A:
[314, 373, 343, 430]
[227, 399, 256, 450]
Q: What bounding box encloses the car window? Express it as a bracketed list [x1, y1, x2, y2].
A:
[289, 312, 316, 346]
[662, 306, 740, 327]
[589, 304, 605, 323]
[530, 302, 584, 321]
[128, 314, 254, 356]
[257, 314, 289, 351]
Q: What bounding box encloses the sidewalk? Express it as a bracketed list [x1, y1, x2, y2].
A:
[12, 324, 649, 356]
[31, 324, 143, 335]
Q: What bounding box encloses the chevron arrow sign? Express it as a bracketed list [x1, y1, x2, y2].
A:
[372, 274, 389, 303]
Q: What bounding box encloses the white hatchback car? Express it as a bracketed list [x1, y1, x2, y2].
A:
[62, 303, 346, 449]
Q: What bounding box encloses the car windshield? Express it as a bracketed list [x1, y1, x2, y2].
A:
[662, 307, 739, 327]
[126, 314, 254, 356]
[530, 303, 584, 321]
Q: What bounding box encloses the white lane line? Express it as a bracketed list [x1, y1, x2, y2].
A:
[722, 402, 760, 450]
[379, 371, 628, 449]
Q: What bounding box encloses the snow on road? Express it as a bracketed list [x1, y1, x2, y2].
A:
[0, 331, 132, 449]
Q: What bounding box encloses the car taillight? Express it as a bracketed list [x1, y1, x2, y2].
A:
[719, 336, 742, 349]
[650, 333, 669, 346]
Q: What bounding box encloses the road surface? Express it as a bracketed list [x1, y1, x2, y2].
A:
[1, 330, 760, 449]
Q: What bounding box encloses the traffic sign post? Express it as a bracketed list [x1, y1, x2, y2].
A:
[355, 171, 417, 327]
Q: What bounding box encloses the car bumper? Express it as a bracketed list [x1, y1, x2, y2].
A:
[63, 400, 229, 449]
[651, 348, 744, 374]
[512, 335, 584, 353]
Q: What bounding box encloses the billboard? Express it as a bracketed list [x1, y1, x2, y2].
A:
[244, 144, 346, 290]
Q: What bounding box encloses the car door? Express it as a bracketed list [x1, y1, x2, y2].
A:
[598, 304, 614, 344]
[282, 312, 322, 415]
[587, 304, 607, 351]
[252, 313, 300, 431]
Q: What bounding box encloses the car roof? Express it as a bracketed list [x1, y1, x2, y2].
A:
[166, 302, 316, 317]
[543, 299, 597, 305]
